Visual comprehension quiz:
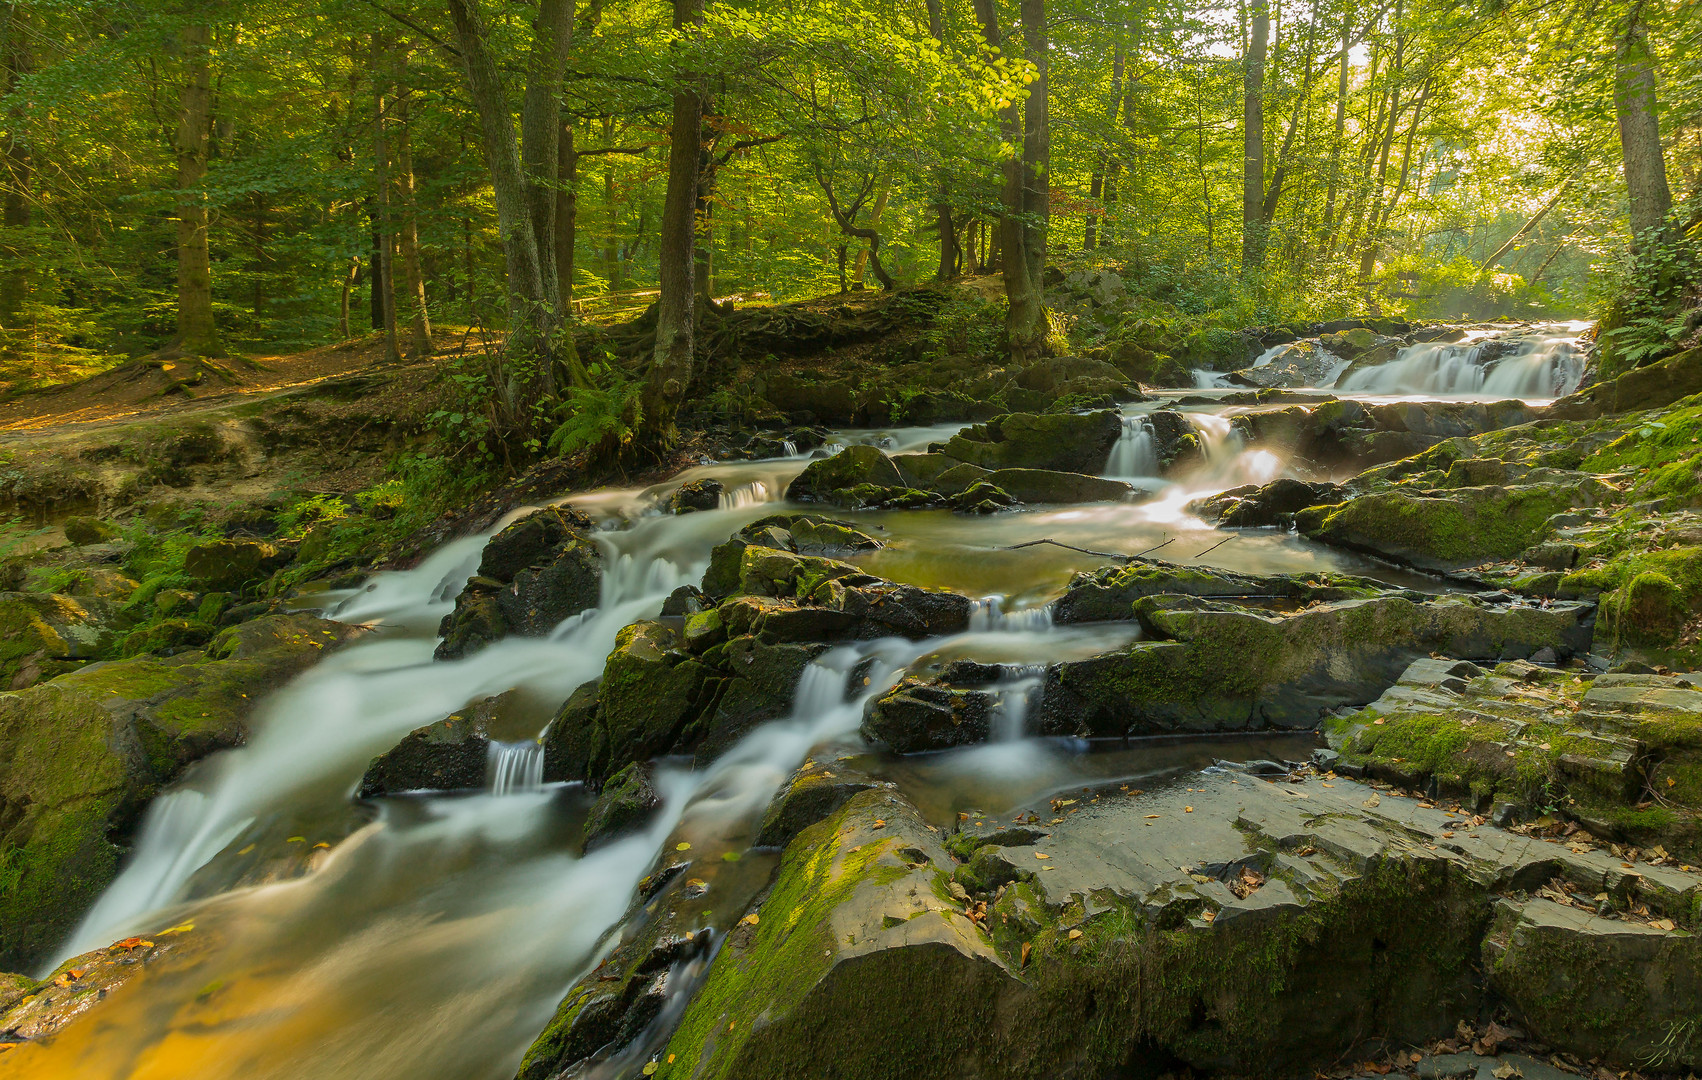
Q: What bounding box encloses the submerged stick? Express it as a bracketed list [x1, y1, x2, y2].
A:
[1193, 534, 1236, 559]
[1001, 537, 1172, 563]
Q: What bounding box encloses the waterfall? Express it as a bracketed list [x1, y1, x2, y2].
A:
[488, 741, 544, 795]
[1105, 415, 1158, 479]
[718, 480, 773, 510]
[1338, 326, 1587, 398]
[1250, 344, 1288, 367]
[1186, 413, 1281, 490]
[968, 597, 1056, 633]
[990, 668, 1047, 742]
[1192, 369, 1228, 389]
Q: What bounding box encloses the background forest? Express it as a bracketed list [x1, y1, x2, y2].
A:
[0, 0, 1697, 405]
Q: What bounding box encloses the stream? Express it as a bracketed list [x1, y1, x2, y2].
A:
[14, 324, 1589, 1080]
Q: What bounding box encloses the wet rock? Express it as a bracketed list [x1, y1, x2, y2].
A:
[783, 445, 905, 505]
[182, 538, 294, 591]
[575, 621, 716, 784]
[0, 927, 206, 1044]
[0, 591, 114, 690]
[1548, 345, 1702, 420]
[861, 677, 994, 752]
[1146, 408, 1204, 470]
[949, 478, 1017, 514]
[952, 845, 1028, 893]
[0, 613, 358, 970]
[753, 759, 880, 848]
[661, 584, 711, 617]
[1226, 342, 1345, 389]
[61, 517, 119, 546]
[669, 478, 725, 513]
[358, 693, 516, 797]
[436, 506, 602, 659]
[583, 762, 662, 852]
[1298, 483, 1592, 572]
[1038, 592, 1595, 739]
[940, 410, 1122, 474]
[1052, 561, 1388, 625]
[1197, 477, 1346, 528]
[982, 469, 1134, 505]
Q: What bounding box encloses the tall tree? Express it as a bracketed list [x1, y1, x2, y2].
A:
[0, 3, 31, 350]
[1614, 1, 1672, 250]
[1240, 0, 1269, 275]
[646, 0, 704, 433]
[173, 22, 221, 356]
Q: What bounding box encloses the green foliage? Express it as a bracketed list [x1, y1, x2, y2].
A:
[1597, 223, 1702, 379]
[546, 363, 644, 460]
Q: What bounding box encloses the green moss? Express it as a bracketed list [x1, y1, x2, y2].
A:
[1564, 546, 1702, 661]
[1307, 484, 1578, 566]
[662, 795, 902, 1077]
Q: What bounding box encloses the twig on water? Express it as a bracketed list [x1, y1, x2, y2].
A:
[1194, 534, 1236, 559]
[1002, 537, 1173, 563]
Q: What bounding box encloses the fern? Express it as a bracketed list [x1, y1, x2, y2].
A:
[546, 364, 644, 459]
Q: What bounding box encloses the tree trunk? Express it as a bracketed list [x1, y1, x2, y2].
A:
[975, 0, 1045, 359]
[1019, 0, 1048, 295]
[173, 23, 220, 356]
[648, 0, 704, 432]
[372, 40, 401, 365]
[925, 0, 955, 279]
[446, 0, 556, 413]
[601, 116, 622, 288]
[1320, 24, 1350, 258]
[1240, 0, 1269, 276]
[394, 84, 432, 356]
[1479, 176, 1573, 273]
[851, 175, 890, 286]
[0, 3, 32, 351]
[556, 119, 578, 308]
[1085, 41, 1125, 249]
[519, 0, 575, 309]
[1615, 7, 1672, 251]
[338, 256, 359, 339]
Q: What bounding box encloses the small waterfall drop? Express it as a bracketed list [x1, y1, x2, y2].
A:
[718, 480, 773, 510]
[990, 668, 1047, 741]
[1105, 415, 1158, 479]
[1338, 325, 1587, 398]
[488, 741, 544, 795]
[968, 597, 1056, 633]
[1250, 344, 1287, 367]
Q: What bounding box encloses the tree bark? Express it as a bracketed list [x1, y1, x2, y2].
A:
[1085, 41, 1125, 249]
[851, 174, 890, 286]
[925, 0, 956, 279]
[556, 119, 578, 308]
[1320, 24, 1350, 258]
[1019, 0, 1048, 293]
[519, 0, 575, 309]
[173, 23, 221, 356]
[647, 0, 704, 431]
[446, 0, 555, 411]
[0, 3, 31, 349]
[975, 0, 1045, 359]
[394, 83, 432, 356]
[1240, 0, 1269, 276]
[372, 38, 400, 365]
[1615, 6, 1672, 252]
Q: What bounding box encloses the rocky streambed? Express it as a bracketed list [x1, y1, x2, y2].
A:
[6, 327, 1702, 1080]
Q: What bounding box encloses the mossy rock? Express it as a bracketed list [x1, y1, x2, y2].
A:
[783, 445, 904, 505]
[0, 612, 356, 970]
[582, 761, 661, 852]
[435, 506, 602, 659]
[1302, 483, 1585, 571]
[940, 410, 1122, 475]
[182, 539, 294, 591]
[61, 517, 119, 546]
[0, 592, 112, 691]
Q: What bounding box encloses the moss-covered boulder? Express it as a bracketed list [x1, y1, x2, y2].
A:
[182, 538, 294, 591]
[783, 445, 905, 505]
[702, 516, 882, 598]
[669, 477, 725, 513]
[61, 517, 119, 546]
[1299, 483, 1588, 572]
[940, 410, 1122, 474]
[436, 505, 602, 659]
[358, 692, 517, 797]
[583, 761, 662, 852]
[1051, 561, 1388, 625]
[1560, 545, 1702, 666]
[0, 612, 357, 970]
[1548, 345, 1702, 420]
[981, 469, 1133, 505]
[1193, 477, 1345, 528]
[861, 677, 994, 752]
[0, 592, 113, 691]
[1037, 592, 1594, 739]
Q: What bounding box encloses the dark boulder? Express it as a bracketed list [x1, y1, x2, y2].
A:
[359, 693, 516, 797]
[783, 445, 905, 505]
[582, 762, 662, 852]
[669, 478, 725, 513]
[436, 506, 602, 659]
[940, 411, 1122, 474]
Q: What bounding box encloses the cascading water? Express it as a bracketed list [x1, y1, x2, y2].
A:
[1105, 415, 1158, 479]
[1186, 413, 1282, 490]
[489, 741, 545, 795]
[1338, 325, 1587, 398]
[718, 480, 774, 509]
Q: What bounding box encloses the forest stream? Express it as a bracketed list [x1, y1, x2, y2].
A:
[2, 323, 1623, 1080]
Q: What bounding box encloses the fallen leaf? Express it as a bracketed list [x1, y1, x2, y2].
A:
[643, 1064, 659, 1076]
[675, 842, 692, 852]
[1363, 794, 1381, 808]
[1200, 911, 1216, 923]
[740, 913, 759, 926]
[1184, 806, 1194, 813]
[872, 820, 887, 830]
[1020, 941, 1032, 967]
[1035, 852, 1050, 859]
[1145, 814, 1161, 819]
[1651, 918, 1676, 931]
[112, 937, 152, 950]
[1491, 1065, 1521, 1080]
[1067, 929, 1083, 940]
